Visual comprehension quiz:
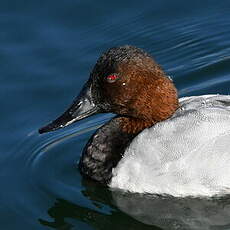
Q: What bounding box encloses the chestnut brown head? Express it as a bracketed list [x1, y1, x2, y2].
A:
[39, 45, 179, 134]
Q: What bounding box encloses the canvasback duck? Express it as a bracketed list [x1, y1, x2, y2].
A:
[39, 45, 230, 197]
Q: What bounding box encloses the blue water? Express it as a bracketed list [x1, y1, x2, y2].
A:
[1, 0, 230, 229]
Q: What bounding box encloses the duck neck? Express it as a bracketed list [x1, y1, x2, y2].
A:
[119, 117, 156, 134]
[79, 116, 137, 184]
[79, 109, 178, 184]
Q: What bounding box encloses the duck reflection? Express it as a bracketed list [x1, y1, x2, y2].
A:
[39, 179, 230, 230]
[39, 180, 159, 230]
[112, 192, 230, 230]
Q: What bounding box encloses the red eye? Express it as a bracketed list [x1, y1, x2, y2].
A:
[106, 74, 119, 83]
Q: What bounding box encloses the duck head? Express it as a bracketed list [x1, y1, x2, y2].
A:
[39, 45, 179, 134]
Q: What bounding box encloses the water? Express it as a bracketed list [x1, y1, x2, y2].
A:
[1, 0, 230, 229]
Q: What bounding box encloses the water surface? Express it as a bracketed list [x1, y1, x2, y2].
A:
[1, 0, 230, 229]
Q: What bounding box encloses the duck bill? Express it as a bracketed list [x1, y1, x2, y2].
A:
[39, 82, 100, 134]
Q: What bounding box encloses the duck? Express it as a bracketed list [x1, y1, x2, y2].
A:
[39, 45, 230, 197]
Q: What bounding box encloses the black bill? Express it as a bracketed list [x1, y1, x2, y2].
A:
[39, 81, 101, 134]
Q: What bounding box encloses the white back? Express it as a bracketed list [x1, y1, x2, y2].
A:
[110, 95, 230, 196]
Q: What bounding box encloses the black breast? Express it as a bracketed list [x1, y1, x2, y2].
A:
[79, 117, 136, 184]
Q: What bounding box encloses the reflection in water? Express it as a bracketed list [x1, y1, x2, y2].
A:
[113, 192, 230, 230]
[40, 179, 230, 230]
[39, 181, 160, 230]
[39, 198, 160, 230]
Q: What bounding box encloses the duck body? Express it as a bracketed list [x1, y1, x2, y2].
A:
[39, 45, 230, 197]
[110, 95, 230, 196]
